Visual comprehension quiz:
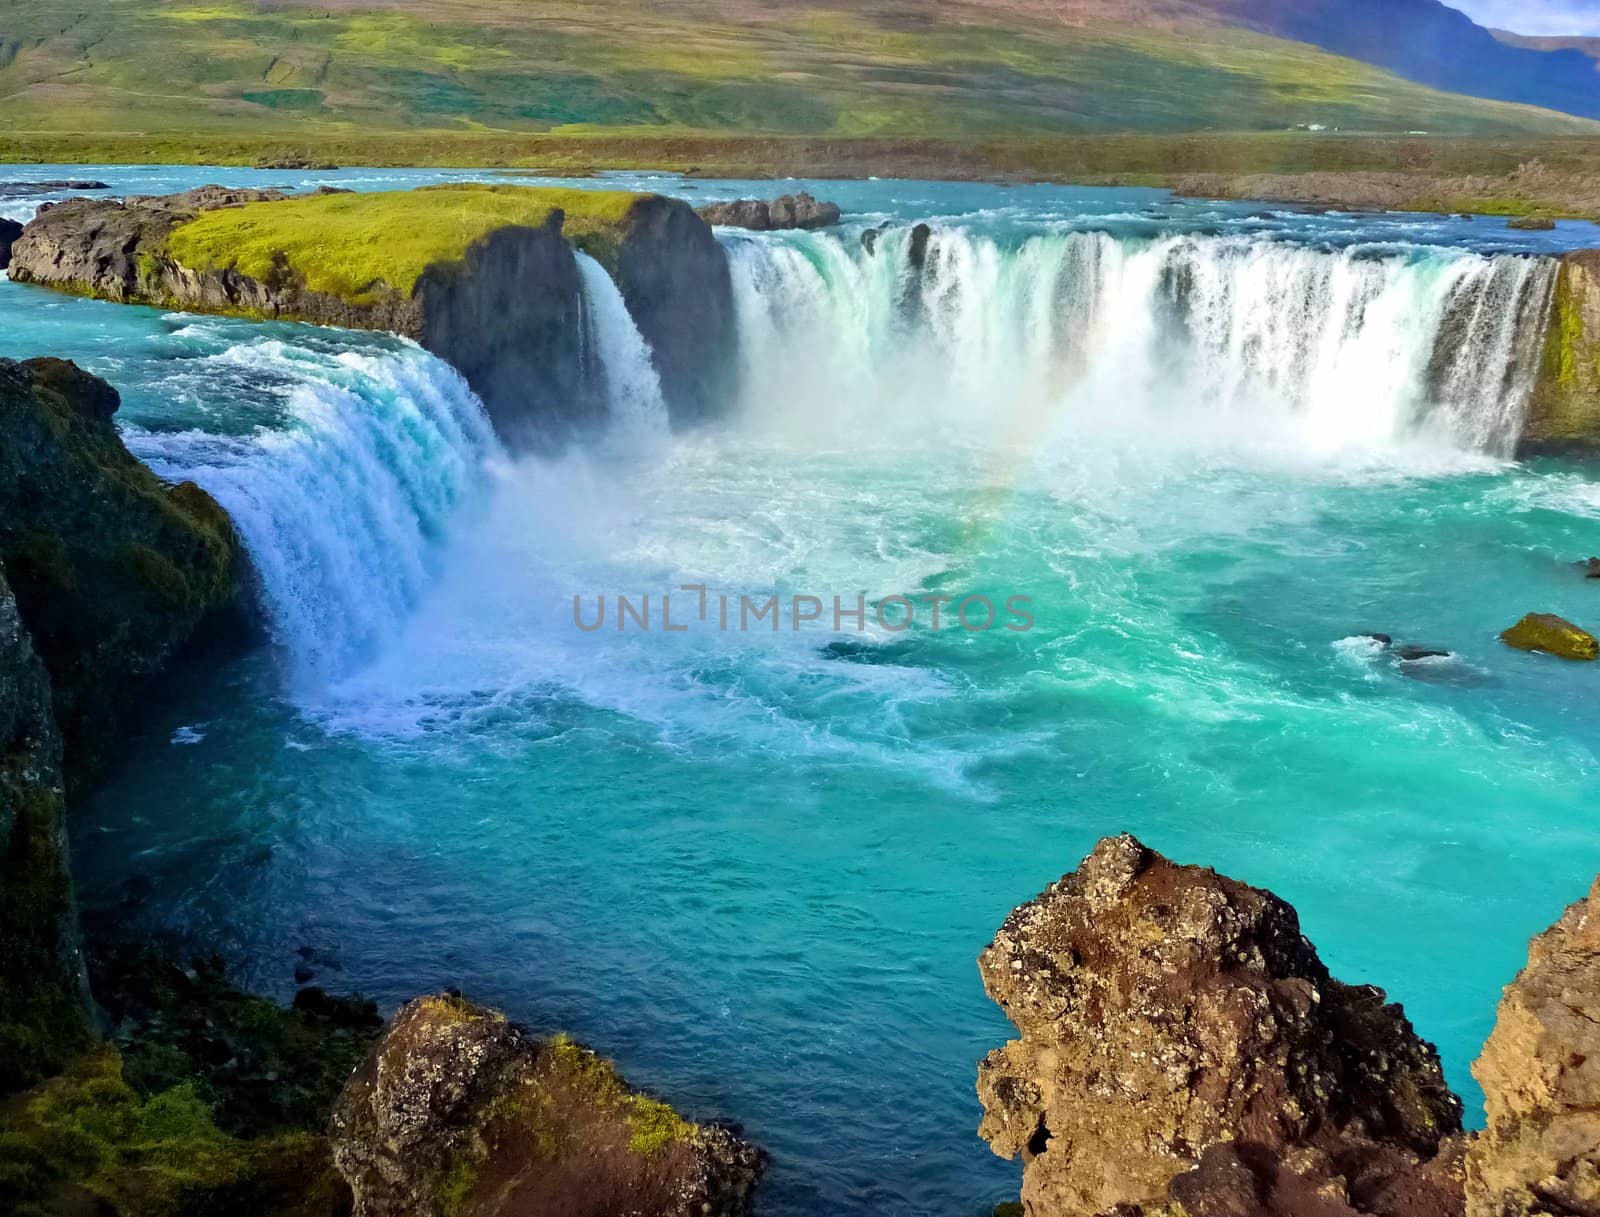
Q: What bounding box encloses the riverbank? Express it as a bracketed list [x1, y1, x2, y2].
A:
[6, 133, 1600, 219]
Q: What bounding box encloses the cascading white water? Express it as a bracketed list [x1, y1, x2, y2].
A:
[576, 251, 669, 443]
[724, 227, 1555, 458]
[129, 339, 500, 686]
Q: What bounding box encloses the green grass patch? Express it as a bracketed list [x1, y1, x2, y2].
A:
[165, 184, 648, 303]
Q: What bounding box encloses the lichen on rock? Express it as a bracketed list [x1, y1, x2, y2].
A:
[1466, 876, 1600, 1217]
[1521, 249, 1600, 457]
[977, 835, 1463, 1216]
[330, 994, 765, 1217]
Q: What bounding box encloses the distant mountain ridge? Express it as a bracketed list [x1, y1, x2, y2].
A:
[0, 0, 1597, 140]
[1493, 27, 1600, 63]
[1201, 0, 1600, 119]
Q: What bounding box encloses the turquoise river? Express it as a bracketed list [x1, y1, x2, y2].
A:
[3, 166, 1599, 1215]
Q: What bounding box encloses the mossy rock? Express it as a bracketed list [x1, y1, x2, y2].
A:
[330, 994, 765, 1217]
[1500, 613, 1599, 661]
[0, 1048, 349, 1217]
[0, 358, 250, 781]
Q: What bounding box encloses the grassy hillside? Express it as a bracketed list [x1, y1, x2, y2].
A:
[0, 0, 1595, 149]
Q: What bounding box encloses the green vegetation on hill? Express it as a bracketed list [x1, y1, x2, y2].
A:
[0, 0, 1593, 149]
[165, 184, 647, 303]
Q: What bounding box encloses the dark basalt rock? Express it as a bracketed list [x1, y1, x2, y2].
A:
[1506, 216, 1556, 231]
[331, 994, 765, 1217]
[0, 358, 251, 781]
[1519, 250, 1600, 457]
[697, 191, 841, 231]
[418, 214, 598, 451]
[977, 835, 1462, 1216]
[1580, 556, 1600, 578]
[0, 567, 91, 1094]
[0, 179, 110, 197]
[1398, 646, 1452, 662]
[609, 194, 737, 428]
[0, 217, 20, 270]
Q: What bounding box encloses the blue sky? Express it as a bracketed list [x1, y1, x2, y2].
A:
[1445, 0, 1600, 34]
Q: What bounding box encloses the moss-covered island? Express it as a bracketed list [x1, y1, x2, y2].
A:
[9, 184, 736, 449]
[164, 184, 649, 307]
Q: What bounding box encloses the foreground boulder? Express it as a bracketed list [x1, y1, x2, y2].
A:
[0, 358, 249, 778]
[10, 185, 736, 446]
[331, 994, 765, 1217]
[1521, 249, 1600, 457]
[1467, 877, 1600, 1215]
[977, 835, 1463, 1216]
[697, 192, 841, 230]
[1499, 612, 1598, 661]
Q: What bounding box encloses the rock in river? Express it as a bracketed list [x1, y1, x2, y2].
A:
[1499, 612, 1599, 661]
[697, 192, 841, 230]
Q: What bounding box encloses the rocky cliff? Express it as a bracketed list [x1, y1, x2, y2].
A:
[977, 835, 1463, 1217]
[331, 994, 765, 1217]
[979, 837, 1600, 1217]
[0, 566, 91, 1095]
[0, 217, 21, 270]
[0, 357, 249, 780]
[0, 356, 249, 1095]
[8, 185, 736, 446]
[1521, 250, 1600, 457]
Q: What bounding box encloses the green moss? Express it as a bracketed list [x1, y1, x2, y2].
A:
[0, 784, 92, 1095]
[0, 1048, 345, 1217]
[164, 184, 648, 305]
[434, 1155, 478, 1217]
[624, 1094, 691, 1157]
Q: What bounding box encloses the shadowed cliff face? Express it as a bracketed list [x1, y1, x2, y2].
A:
[609, 194, 737, 429]
[418, 217, 598, 452]
[0, 568, 90, 1095]
[0, 358, 249, 783]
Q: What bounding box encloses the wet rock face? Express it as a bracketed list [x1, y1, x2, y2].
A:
[418, 217, 597, 451]
[977, 835, 1462, 1216]
[1521, 249, 1600, 457]
[331, 994, 765, 1217]
[1466, 877, 1600, 1217]
[696, 192, 841, 231]
[0, 358, 249, 780]
[0, 217, 20, 270]
[612, 194, 737, 428]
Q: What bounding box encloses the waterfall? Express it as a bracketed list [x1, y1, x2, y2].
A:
[576, 251, 669, 442]
[128, 339, 500, 686]
[724, 227, 1556, 458]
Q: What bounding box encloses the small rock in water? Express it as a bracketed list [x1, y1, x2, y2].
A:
[1579, 557, 1600, 579]
[1507, 216, 1557, 231]
[1364, 633, 1394, 647]
[1500, 613, 1599, 661]
[294, 965, 315, 985]
[1398, 646, 1451, 662]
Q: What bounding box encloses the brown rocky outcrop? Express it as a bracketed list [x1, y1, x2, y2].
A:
[330, 994, 765, 1217]
[977, 835, 1464, 1217]
[1466, 877, 1600, 1217]
[697, 191, 841, 231]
